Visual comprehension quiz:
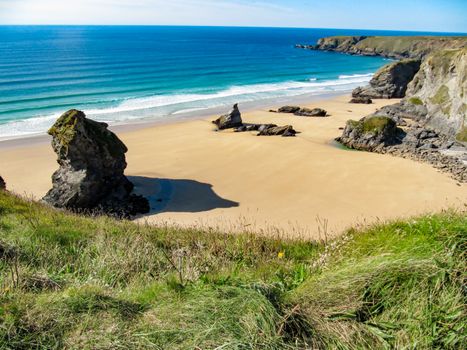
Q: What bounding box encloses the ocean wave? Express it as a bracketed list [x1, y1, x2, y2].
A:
[0, 73, 374, 140]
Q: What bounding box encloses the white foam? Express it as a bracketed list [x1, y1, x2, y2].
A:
[0, 73, 374, 140]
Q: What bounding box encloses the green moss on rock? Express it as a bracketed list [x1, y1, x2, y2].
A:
[409, 97, 424, 105]
[430, 85, 450, 105]
[456, 126, 467, 142]
[362, 116, 395, 134]
[48, 109, 83, 146]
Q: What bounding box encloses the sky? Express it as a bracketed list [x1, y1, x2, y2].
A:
[0, 0, 466, 33]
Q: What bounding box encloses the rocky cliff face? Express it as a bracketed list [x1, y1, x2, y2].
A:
[406, 48, 467, 140]
[312, 36, 467, 60]
[43, 109, 149, 217]
[352, 59, 421, 99]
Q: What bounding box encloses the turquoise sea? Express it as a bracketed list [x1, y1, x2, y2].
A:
[0, 26, 462, 139]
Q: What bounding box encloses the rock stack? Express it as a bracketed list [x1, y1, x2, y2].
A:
[43, 109, 149, 217]
[212, 103, 243, 130]
[0, 176, 5, 191]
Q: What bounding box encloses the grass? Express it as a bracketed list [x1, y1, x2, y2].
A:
[0, 191, 466, 349]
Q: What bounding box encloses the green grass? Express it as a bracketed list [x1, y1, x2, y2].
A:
[0, 191, 466, 349]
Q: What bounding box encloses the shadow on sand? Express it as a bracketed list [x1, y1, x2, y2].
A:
[128, 176, 239, 215]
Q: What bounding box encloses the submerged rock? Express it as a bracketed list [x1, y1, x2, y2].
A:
[336, 116, 403, 151]
[212, 104, 243, 130]
[0, 176, 5, 191]
[43, 109, 149, 217]
[294, 108, 327, 117]
[352, 59, 421, 99]
[278, 106, 301, 114]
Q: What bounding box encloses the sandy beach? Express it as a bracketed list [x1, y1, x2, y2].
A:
[1, 94, 465, 239]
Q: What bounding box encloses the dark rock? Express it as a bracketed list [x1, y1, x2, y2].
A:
[278, 106, 301, 114]
[336, 116, 403, 151]
[269, 109, 278, 113]
[257, 125, 296, 137]
[234, 124, 277, 133]
[352, 59, 421, 99]
[294, 108, 327, 117]
[350, 97, 373, 104]
[212, 104, 243, 130]
[43, 109, 150, 218]
[0, 176, 5, 191]
[367, 100, 428, 127]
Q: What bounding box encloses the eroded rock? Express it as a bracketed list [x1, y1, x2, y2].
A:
[212, 104, 243, 130]
[294, 108, 327, 117]
[43, 109, 149, 217]
[278, 106, 301, 114]
[350, 97, 373, 104]
[352, 59, 421, 99]
[0, 176, 5, 191]
[257, 125, 296, 137]
[336, 116, 403, 151]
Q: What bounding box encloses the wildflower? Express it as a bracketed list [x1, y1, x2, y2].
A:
[278, 251, 285, 259]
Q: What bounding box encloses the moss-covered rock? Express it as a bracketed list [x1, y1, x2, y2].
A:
[43, 109, 149, 217]
[336, 116, 402, 151]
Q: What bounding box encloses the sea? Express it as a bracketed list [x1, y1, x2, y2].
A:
[0, 26, 462, 140]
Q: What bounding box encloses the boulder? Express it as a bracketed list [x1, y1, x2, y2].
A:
[212, 104, 243, 130]
[0, 176, 5, 191]
[352, 59, 421, 99]
[336, 116, 403, 151]
[43, 109, 149, 217]
[278, 106, 301, 114]
[350, 97, 373, 104]
[234, 124, 277, 132]
[257, 125, 297, 137]
[294, 108, 327, 117]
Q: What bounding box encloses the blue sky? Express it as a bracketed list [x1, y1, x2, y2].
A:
[0, 0, 466, 32]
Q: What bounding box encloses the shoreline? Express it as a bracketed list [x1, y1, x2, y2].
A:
[0, 90, 351, 148]
[1, 93, 465, 239]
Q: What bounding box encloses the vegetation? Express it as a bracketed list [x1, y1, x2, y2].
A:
[362, 116, 395, 134]
[456, 126, 467, 142]
[409, 97, 424, 105]
[0, 191, 466, 349]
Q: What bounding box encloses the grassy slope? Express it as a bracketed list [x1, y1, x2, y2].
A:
[0, 191, 465, 349]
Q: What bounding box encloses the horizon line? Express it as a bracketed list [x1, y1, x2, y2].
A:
[0, 24, 466, 35]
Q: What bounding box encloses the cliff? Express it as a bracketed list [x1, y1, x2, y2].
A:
[310, 36, 467, 59]
[407, 48, 467, 139]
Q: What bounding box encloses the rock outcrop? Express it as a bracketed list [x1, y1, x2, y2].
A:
[337, 116, 403, 151]
[406, 48, 467, 139]
[337, 116, 467, 183]
[43, 110, 150, 217]
[294, 108, 327, 117]
[212, 104, 243, 130]
[278, 106, 301, 113]
[278, 106, 327, 117]
[352, 59, 421, 99]
[350, 97, 372, 104]
[257, 125, 296, 137]
[303, 36, 467, 60]
[0, 176, 5, 191]
[234, 123, 296, 137]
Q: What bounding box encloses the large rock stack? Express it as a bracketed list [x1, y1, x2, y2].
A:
[0, 176, 5, 191]
[43, 109, 149, 217]
[352, 59, 421, 99]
